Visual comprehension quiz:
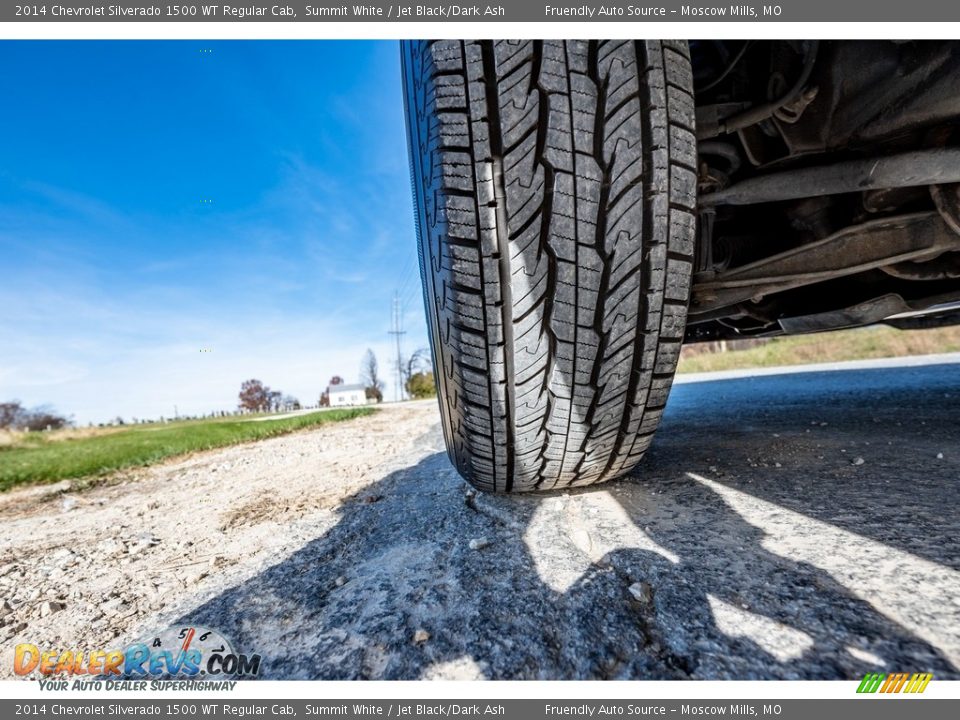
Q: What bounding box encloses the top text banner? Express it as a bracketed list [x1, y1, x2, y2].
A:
[6, 1, 960, 23]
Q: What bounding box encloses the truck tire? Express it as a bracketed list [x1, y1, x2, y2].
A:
[403, 40, 697, 493]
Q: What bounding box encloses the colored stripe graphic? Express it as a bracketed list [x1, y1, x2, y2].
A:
[857, 672, 933, 693]
[905, 673, 934, 693]
[857, 673, 885, 693]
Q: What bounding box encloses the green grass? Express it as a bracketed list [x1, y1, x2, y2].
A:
[0, 408, 375, 491]
[678, 325, 960, 374]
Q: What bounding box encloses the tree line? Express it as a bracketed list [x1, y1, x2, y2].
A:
[248, 347, 437, 412]
[0, 401, 70, 432]
[2, 347, 439, 434]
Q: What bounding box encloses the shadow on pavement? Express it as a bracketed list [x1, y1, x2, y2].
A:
[660, 363, 960, 570]
[176, 362, 959, 679]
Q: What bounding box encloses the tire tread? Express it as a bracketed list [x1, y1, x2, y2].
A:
[403, 40, 696, 492]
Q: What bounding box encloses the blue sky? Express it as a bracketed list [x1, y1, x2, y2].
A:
[0, 41, 427, 424]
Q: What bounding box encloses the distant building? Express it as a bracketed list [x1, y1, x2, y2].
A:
[326, 383, 369, 407]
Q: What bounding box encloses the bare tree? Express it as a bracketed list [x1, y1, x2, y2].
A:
[268, 390, 282, 412]
[23, 405, 70, 431]
[400, 348, 431, 391]
[360, 349, 384, 403]
[0, 400, 69, 431]
[0, 401, 25, 429]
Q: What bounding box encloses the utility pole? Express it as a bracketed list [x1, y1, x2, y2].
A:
[388, 292, 406, 402]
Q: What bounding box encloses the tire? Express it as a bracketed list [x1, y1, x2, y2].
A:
[402, 40, 697, 493]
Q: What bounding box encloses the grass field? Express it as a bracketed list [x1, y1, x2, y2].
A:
[0, 408, 374, 491]
[678, 325, 960, 374]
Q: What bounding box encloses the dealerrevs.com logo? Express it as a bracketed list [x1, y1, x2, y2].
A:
[14, 625, 261, 682]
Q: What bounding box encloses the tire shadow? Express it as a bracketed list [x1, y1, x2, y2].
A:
[172, 362, 960, 679]
[659, 362, 960, 570]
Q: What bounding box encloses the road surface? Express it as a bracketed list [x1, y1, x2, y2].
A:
[1, 356, 957, 680]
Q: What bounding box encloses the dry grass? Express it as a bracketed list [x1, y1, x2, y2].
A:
[0, 425, 127, 448]
[678, 325, 960, 374]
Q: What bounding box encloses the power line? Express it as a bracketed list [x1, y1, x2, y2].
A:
[396, 255, 416, 298]
[400, 279, 419, 314]
[388, 292, 407, 402]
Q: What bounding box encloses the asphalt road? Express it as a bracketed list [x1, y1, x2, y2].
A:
[180, 355, 959, 680]
[2, 356, 957, 680]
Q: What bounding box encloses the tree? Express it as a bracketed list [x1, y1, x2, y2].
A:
[329, 376, 344, 386]
[406, 371, 437, 399]
[400, 348, 431, 394]
[268, 390, 282, 412]
[238, 379, 276, 412]
[360, 349, 384, 403]
[0, 401, 25, 429]
[0, 400, 70, 431]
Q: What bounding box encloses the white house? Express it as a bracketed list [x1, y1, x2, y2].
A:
[327, 383, 368, 407]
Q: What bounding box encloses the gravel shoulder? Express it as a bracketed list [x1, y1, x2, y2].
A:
[0, 361, 957, 680]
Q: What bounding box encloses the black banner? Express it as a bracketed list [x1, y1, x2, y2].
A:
[5, 1, 960, 23]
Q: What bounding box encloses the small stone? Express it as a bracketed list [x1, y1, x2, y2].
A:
[334, 576, 347, 587]
[127, 533, 161, 556]
[774, 462, 782, 468]
[468, 537, 490, 550]
[0, 600, 13, 617]
[101, 598, 133, 617]
[50, 548, 74, 566]
[412, 629, 430, 644]
[39, 601, 65, 617]
[852, 457, 865, 466]
[627, 582, 652, 604]
[936, 452, 944, 460]
[61, 497, 77, 512]
[97, 538, 124, 556]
